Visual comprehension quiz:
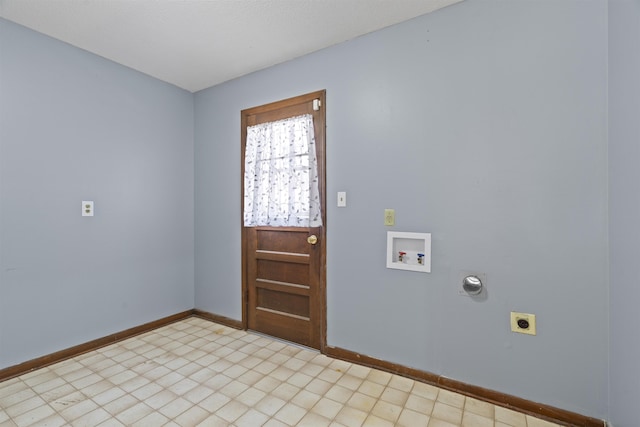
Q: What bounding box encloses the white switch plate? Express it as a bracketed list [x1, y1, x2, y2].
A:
[337, 192, 347, 207]
[82, 201, 94, 217]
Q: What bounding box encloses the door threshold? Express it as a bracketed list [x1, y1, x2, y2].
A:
[249, 330, 321, 354]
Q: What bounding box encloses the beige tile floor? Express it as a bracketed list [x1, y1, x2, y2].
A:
[0, 317, 566, 427]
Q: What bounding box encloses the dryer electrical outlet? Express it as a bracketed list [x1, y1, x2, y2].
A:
[511, 312, 536, 335]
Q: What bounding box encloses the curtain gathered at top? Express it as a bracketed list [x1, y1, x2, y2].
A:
[243, 114, 322, 227]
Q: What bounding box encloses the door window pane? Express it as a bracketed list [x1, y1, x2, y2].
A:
[243, 114, 322, 227]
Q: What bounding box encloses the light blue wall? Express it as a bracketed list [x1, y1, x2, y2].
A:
[608, 1, 640, 426]
[0, 19, 195, 369]
[195, 0, 608, 419]
[0, 0, 618, 421]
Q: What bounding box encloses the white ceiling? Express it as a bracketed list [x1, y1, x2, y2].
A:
[0, 0, 462, 92]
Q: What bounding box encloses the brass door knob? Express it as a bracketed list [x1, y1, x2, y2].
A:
[307, 235, 318, 245]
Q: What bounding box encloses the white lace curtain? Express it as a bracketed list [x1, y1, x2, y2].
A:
[243, 114, 322, 227]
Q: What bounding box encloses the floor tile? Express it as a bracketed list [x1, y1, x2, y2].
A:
[272, 382, 301, 401]
[398, 407, 430, 427]
[11, 403, 55, 427]
[526, 415, 565, 427]
[318, 367, 343, 383]
[0, 318, 573, 427]
[357, 380, 385, 399]
[463, 396, 494, 418]
[130, 411, 169, 427]
[291, 389, 321, 410]
[183, 384, 215, 404]
[31, 377, 66, 394]
[388, 375, 415, 393]
[428, 418, 459, 427]
[96, 417, 126, 427]
[297, 411, 332, 427]
[22, 371, 57, 388]
[215, 399, 249, 422]
[197, 390, 231, 412]
[70, 407, 111, 427]
[81, 380, 114, 398]
[144, 389, 178, 410]
[431, 402, 463, 425]
[347, 392, 378, 413]
[6, 396, 46, 419]
[366, 370, 392, 387]
[91, 387, 126, 406]
[380, 386, 409, 406]
[234, 408, 271, 427]
[461, 410, 493, 427]
[59, 398, 98, 422]
[311, 396, 343, 419]
[263, 416, 289, 427]
[0, 379, 26, 398]
[436, 389, 466, 409]
[495, 405, 528, 427]
[114, 402, 153, 425]
[0, 389, 36, 411]
[362, 413, 395, 427]
[306, 378, 333, 396]
[371, 400, 403, 423]
[30, 413, 67, 427]
[173, 404, 210, 426]
[274, 402, 307, 425]
[405, 394, 435, 414]
[101, 394, 139, 416]
[334, 405, 368, 427]
[337, 374, 364, 392]
[157, 396, 191, 419]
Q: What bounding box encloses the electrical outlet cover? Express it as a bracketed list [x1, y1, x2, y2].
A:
[510, 312, 536, 335]
[82, 200, 94, 217]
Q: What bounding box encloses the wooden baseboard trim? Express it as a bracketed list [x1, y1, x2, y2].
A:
[192, 309, 243, 330]
[324, 346, 604, 427]
[0, 311, 604, 427]
[0, 310, 193, 383]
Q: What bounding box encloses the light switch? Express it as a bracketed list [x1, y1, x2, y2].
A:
[384, 209, 395, 226]
[337, 192, 347, 207]
[82, 201, 94, 217]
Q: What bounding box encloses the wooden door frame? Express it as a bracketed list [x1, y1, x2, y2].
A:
[240, 90, 327, 351]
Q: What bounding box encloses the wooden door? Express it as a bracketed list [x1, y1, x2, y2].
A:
[241, 91, 326, 350]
